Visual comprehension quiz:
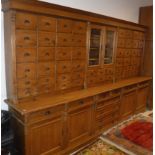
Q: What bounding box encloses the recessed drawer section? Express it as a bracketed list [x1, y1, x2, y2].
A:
[72, 60, 85, 71]
[38, 62, 54, 77]
[27, 105, 64, 124]
[57, 33, 72, 46]
[68, 97, 93, 111]
[16, 13, 37, 30]
[72, 47, 86, 59]
[38, 47, 55, 61]
[17, 63, 36, 79]
[73, 21, 87, 34]
[57, 61, 71, 73]
[38, 32, 56, 46]
[17, 79, 36, 89]
[17, 87, 36, 98]
[16, 47, 36, 63]
[72, 34, 86, 46]
[16, 30, 37, 47]
[38, 16, 56, 32]
[57, 18, 73, 33]
[56, 47, 71, 60]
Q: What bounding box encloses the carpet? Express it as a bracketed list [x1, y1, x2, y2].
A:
[102, 112, 153, 155]
[71, 138, 128, 155]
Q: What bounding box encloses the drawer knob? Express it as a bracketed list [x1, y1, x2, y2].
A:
[24, 53, 30, 57]
[63, 52, 66, 56]
[45, 38, 50, 41]
[45, 52, 50, 56]
[63, 39, 67, 42]
[45, 22, 50, 26]
[46, 67, 50, 71]
[24, 20, 30, 24]
[79, 27, 82, 30]
[24, 36, 30, 41]
[25, 69, 30, 72]
[44, 111, 51, 115]
[79, 101, 84, 104]
[63, 66, 66, 69]
[64, 24, 67, 28]
[25, 81, 30, 85]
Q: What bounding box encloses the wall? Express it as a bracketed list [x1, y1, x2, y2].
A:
[1, 0, 153, 110]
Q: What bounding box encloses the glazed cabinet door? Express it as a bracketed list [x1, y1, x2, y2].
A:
[29, 117, 64, 155]
[67, 98, 93, 148]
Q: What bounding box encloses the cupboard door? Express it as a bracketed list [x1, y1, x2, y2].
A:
[67, 105, 92, 146]
[29, 118, 63, 155]
[120, 91, 136, 120]
[136, 86, 149, 113]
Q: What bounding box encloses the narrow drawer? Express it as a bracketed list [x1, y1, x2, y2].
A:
[27, 105, 64, 123]
[57, 33, 72, 46]
[16, 12, 37, 30]
[17, 79, 36, 89]
[116, 58, 124, 67]
[37, 62, 55, 77]
[17, 63, 36, 79]
[38, 31, 56, 47]
[72, 34, 86, 46]
[97, 92, 111, 101]
[68, 97, 93, 111]
[71, 79, 84, 87]
[38, 47, 55, 61]
[138, 40, 144, 48]
[57, 18, 73, 33]
[56, 61, 71, 74]
[72, 47, 86, 59]
[16, 30, 37, 47]
[104, 67, 113, 75]
[72, 21, 87, 34]
[56, 47, 71, 60]
[72, 60, 85, 71]
[16, 47, 36, 63]
[38, 16, 56, 32]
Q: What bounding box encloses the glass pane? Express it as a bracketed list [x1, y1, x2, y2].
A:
[104, 30, 114, 64]
[89, 28, 101, 66]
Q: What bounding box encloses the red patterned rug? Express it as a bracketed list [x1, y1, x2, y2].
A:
[102, 112, 153, 155]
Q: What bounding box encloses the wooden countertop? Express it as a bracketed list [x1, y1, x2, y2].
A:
[5, 76, 152, 115]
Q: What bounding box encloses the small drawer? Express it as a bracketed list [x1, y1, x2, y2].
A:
[97, 92, 110, 101]
[17, 79, 36, 89]
[126, 30, 133, 39]
[38, 47, 55, 61]
[68, 97, 93, 111]
[125, 39, 133, 48]
[105, 74, 113, 81]
[116, 58, 124, 67]
[57, 73, 71, 82]
[37, 77, 55, 87]
[137, 49, 142, 57]
[27, 105, 64, 123]
[124, 58, 131, 66]
[71, 72, 84, 81]
[38, 32, 56, 46]
[104, 68, 113, 75]
[16, 47, 36, 63]
[17, 87, 36, 98]
[117, 38, 125, 48]
[57, 18, 73, 33]
[16, 13, 37, 30]
[72, 60, 85, 71]
[56, 80, 71, 90]
[71, 78, 84, 87]
[17, 63, 36, 79]
[133, 40, 139, 48]
[138, 40, 144, 48]
[133, 31, 139, 40]
[73, 21, 87, 34]
[72, 47, 86, 59]
[38, 62, 55, 77]
[57, 33, 72, 46]
[56, 47, 71, 60]
[118, 29, 126, 38]
[87, 77, 97, 85]
[124, 84, 137, 92]
[37, 85, 54, 94]
[72, 34, 86, 47]
[56, 61, 71, 73]
[16, 30, 37, 47]
[116, 48, 124, 57]
[38, 16, 56, 32]
[124, 49, 131, 57]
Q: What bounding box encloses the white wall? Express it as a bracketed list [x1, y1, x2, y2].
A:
[1, 0, 153, 110]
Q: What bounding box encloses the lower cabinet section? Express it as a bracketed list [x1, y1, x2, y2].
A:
[11, 81, 150, 155]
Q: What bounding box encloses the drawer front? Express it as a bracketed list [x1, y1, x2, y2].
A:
[116, 48, 124, 57]
[17, 87, 36, 98]
[17, 79, 36, 89]
[124, 58, 131, 66]
[57, 61, 71, 73]
[72, 60, 85, 71]
[125, 39, 133, 48]
[124, 49, 131, 57]
[38, 32, 56, 46]
[56, 47, 71, 60]
[133, 40, 139, 48]
[72, 34, 86, 46]
[117, 38, 125, 48]
[17, 63, 36, 79]
[116, 58, 124, 67]
[38, 47, 55, 61]
[57, 18, 73, 33]
[71, 72, 84, 81]
[38, 62, 55, 77]
[126, 30, 133, 39]
[38, 16, 56, 32]
[16, 47, 36, 63]
[57, 33, 72, 46]
[16, 13, 37, 30]
[71, 79, 84, 87]
[27, 105, 64, 123]
[73, 21, 87, 34]
[72, 47, 86, 59]
[16, 30, 37, 47]
[118, 29, 126, 38]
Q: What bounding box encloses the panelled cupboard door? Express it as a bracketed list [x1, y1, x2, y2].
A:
[29, 118, 63, 155]
[67, 105, 92, 147]
[120, 90, 136, 120]
[136, 86, 148, 113]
